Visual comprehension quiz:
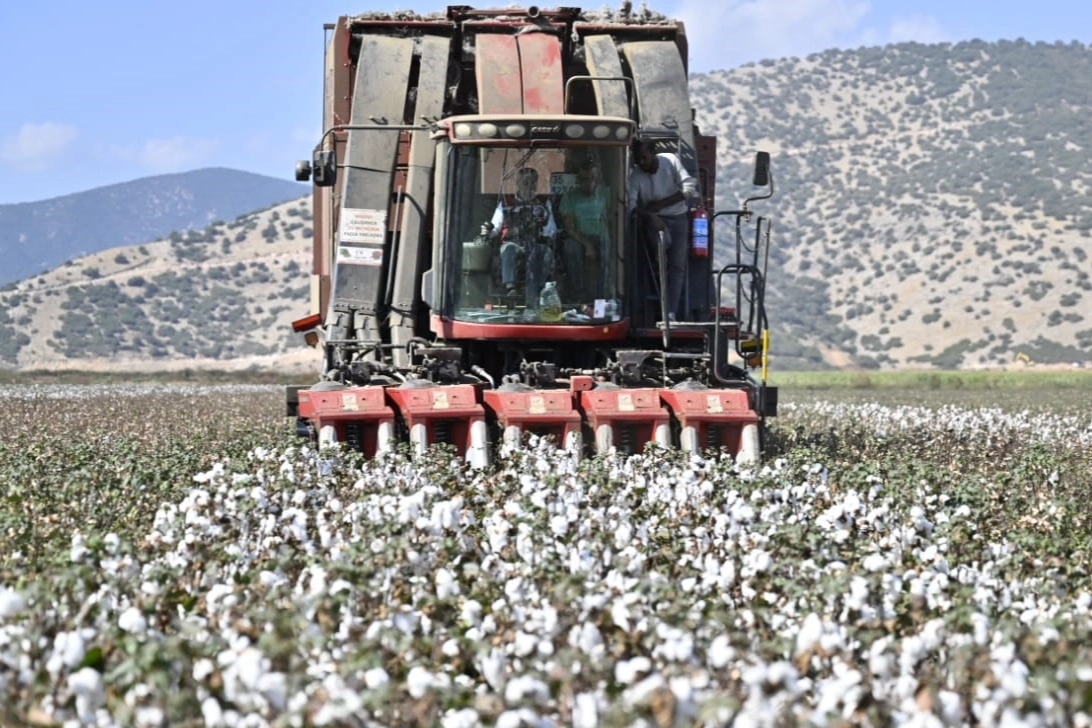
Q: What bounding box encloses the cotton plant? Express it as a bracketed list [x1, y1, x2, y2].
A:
[3, 397, 1092, 725]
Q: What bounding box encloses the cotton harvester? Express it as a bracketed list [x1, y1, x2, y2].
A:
[286, 4, 777, 467]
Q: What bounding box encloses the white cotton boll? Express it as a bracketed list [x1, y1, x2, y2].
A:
[407, 666, 435, 698]
[624, 672, 666, 708]
[135, 706, 165, 727]
[193, 658, 215, 682]
[614, 521, 633, 550]
[496, 708, 539, 728]
[364, 667, 389, 689]
[937, 690, 963, 724]
[47, 630, 86, 675]
[0, 587, 26, 619]
[1077, 592, 1092, 613]
[868, 638, 895, 679]
[972, 612, 990, 647]
[571, 622, 604, 658]
[846, 576, 870, 611]
[461, 600, 483, 627]
[615, 656, 652, 685]
[549, 515, 569, 537]
[795, 613, 823, 656]
[435, 569, 459, 599]
[862, 553, 888, 572]
[442, 708, 482, 728]
[514, 631, 537, 657]
[478, 648, 507, 690]
[504, 674, 549, 705]
[68, 667, 105, 722]
[201, 696, 224, 726]
[610, 599, 631, 632]
[708, 635, 735, 669]
[258, 671, 288, 711]
[70, 533, 89, 563]
[442, 639, 461, 657]
[118, 606, 148, 634]
[572, 692, 598, 728]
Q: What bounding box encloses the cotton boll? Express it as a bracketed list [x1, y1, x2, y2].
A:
[795, 613, 823, 657]
[615, 656, 652, 685]
[435, 568, 459, 599]
[407, 665, 435, 698]
[118, 606, 148, 634]
[0, 587, 26, 619]
[68, 667, 105, 723]
[442, 708, 483, 728]
[572, 692, 599, 728]
[364, 667, 389, 689]
[478, 647, 507, 690]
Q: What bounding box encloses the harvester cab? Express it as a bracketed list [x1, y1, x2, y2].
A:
[286, 5, 777, 467]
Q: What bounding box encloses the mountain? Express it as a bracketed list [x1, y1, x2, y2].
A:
[693, 38, 1092, 369]
[0, 168, 308, 289]
[3, 38, 1092, 372]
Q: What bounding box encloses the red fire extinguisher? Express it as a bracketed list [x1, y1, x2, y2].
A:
[690, 206, 709, 257]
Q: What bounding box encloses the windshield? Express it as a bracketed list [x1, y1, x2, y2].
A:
[438, 143, 626, 325]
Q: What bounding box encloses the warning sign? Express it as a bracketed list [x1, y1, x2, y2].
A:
[337, 245, 384, 267]
[340, 207, 387, 245]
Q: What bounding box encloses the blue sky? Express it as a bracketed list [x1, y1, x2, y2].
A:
[1, 0, 1088, 204]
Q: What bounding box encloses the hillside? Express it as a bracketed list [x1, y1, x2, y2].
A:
[0, 197, 316, 373]
[0, 168, 308, 289]
[3, 38, 1092, 372]
[694, 38, 1092, 369]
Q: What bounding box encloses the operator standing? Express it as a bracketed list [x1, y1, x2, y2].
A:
[627, 138, 697, 320]
[490, 167, 557, 305]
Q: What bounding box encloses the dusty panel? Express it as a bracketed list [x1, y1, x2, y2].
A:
[623, 40, 697, 174]
[333, 35, 414, 312]
[582, 35, 630, 118]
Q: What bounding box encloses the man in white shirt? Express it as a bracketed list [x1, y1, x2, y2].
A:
[491, 167, 557, 304]
[627, 138, 697, 319]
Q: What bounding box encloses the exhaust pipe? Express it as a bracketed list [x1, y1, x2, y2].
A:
[528, 6, 540, 18]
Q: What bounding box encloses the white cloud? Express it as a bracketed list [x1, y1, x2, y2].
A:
[676, 1, 948, 72]
[0, 122, 80, 171]
[139, 136, 219, 173]
[677, 0, 872, 71]
[887, 15, 948, 45]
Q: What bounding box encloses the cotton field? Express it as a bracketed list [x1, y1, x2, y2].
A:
[2, 383, 1092, 726]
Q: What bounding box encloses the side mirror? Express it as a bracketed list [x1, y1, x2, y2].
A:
[753, 151, 770, 187]
[294, 159, 312, 182]
[313, 150, 337, 188]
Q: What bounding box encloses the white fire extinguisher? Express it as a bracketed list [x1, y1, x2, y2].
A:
[690, 206, 709, 257]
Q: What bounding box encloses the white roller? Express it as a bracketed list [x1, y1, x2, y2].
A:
[377, 421, 395, 453]
[654, 422, 672, 449]
[595, 424, 613, 454]
[679, 425, 699, 454]
[736, 423, 761, 467]
[318, 425, 338, 449]
[467, 419, 491, 469]
[410, 423, 429, 456]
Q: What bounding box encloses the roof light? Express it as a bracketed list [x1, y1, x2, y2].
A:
[564, 124, 586, 139]
[454, 123, 473, 138]
[615, 126, 630, 141]
[592, 124, 611, 139]
[478, 122, 498, 138]
[505, 123, 528, 137]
